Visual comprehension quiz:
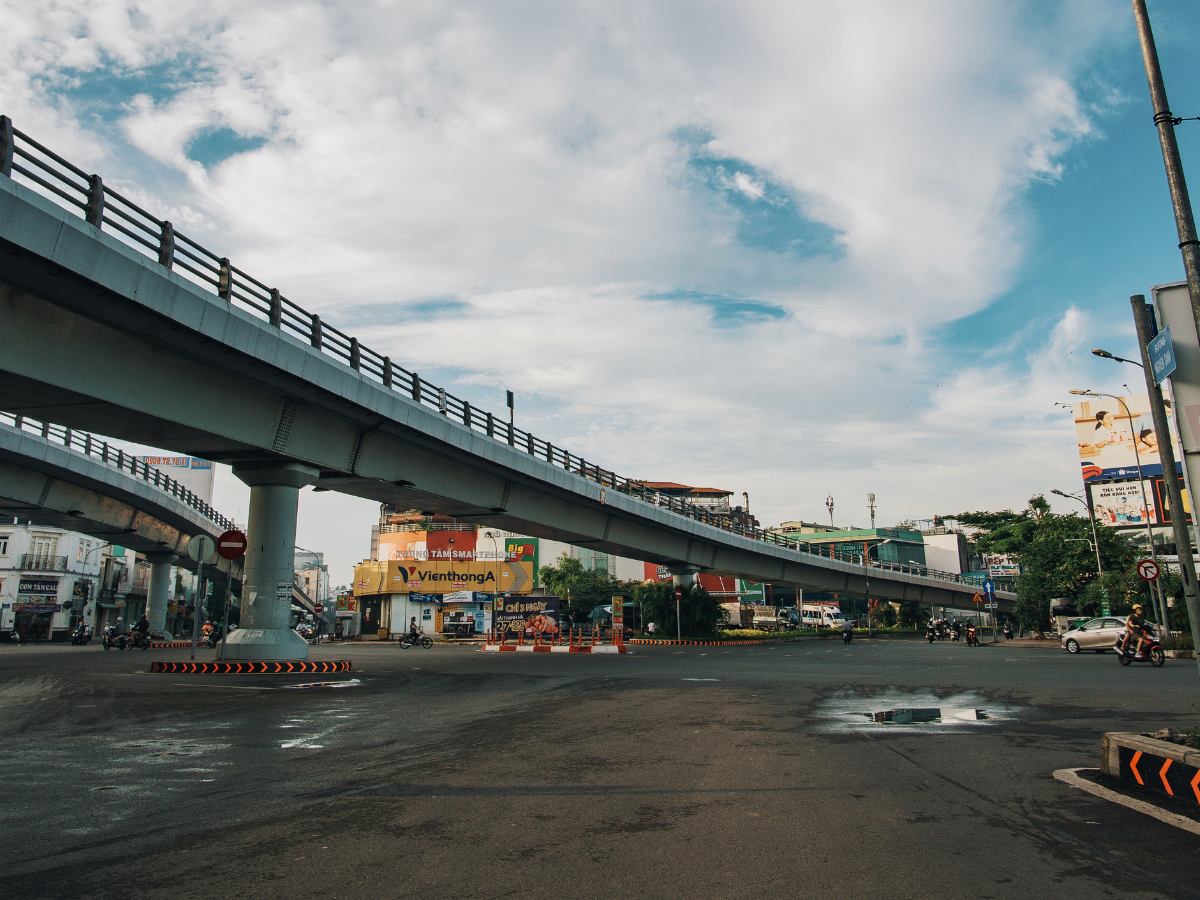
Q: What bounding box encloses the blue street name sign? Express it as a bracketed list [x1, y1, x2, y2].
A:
[1149, 326, 1177, 385]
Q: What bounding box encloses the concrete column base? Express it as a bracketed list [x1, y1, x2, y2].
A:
[219, 626, 309, 660]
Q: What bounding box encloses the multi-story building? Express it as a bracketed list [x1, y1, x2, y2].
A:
[0, 521, 105, 641]
[295, 549, 329, 608]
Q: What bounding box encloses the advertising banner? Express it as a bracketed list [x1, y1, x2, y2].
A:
[611, 595, 624, 635]
[505, 539, 539, 586]
[494, 595, 560, 639]
[985, 555, 1021, 578]
[1073, 393, 1179, 482]
[1090, 480, 1157, 528]
[18, 578, 59, 595]
[1154, 478, 1193, 526]
[354, 560, 535, 596]
[137, 456, 215, 503]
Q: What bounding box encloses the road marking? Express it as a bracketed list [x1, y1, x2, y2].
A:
[1053, 768, 1200, 835]
[1131, 751, 1144, 785]
[682, 678, 720, 682]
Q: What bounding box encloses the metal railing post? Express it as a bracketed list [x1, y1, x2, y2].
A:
[159, 221, 174, 268]
[269, 289, 282, 327]
[311, 313, 322, 350]
[0, 116, 12, 177]
[218, 258, 232, 300]
[85, 174, 104, 228]
[383, 357, 393, 388]
[411, 372, 421, 403]
[350, 337, 360, 370]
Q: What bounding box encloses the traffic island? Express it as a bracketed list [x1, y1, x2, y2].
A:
[482, 644, 626, 653]
[148, 660, 353, 674]
[627, 639, 765, 646]
[1101, 731, 1200, 805]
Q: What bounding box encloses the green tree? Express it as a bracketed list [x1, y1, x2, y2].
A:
[956, 494, 1153, 632]
[538, 554, 627, 624]
[632, 580, 727, 638]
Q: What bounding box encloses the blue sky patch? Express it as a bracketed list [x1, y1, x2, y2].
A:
[644, 289, 787, 326]
[186, 127, 268, 168]
[60, 59, 207, 124]
[676, 127, 843, 259]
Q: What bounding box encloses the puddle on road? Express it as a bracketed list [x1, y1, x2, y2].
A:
[867, 708, 988, 724]
[812, 689, 1018, 734]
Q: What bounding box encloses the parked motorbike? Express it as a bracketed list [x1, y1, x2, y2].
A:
[1115, 629, 1165, 667]
[71, 624, 93, 646]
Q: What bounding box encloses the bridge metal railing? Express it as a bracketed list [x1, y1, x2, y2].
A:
[0, 411, 234, 531]
[0, 116, 989, 591]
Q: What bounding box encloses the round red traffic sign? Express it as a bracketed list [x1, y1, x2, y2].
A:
[217, 529, 248, 561]
[1136, 559, 1161, 582]
[314, 603, 324, 614]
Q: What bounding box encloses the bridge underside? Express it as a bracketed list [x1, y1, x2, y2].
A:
[0, 175, 1013, 616]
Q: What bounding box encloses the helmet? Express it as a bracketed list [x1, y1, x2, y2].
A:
[1132, 604, 1144, 612]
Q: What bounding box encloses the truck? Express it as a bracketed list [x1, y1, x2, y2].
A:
[748, 606, 802, 632]
[800, 604, 847, 630]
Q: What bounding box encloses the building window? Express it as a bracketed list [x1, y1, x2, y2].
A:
[30, 535, 58, 562]
[0, 535, 8, 556]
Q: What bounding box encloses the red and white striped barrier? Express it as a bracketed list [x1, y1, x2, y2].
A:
[482, 644, 626, 654]
[626, 639, 764, 646]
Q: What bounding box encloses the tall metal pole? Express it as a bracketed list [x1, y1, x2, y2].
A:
[1132, 0, 1200, 336]
[1133, 296, 1200, 665]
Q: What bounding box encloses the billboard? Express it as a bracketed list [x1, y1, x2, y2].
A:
[494, 595, 560, 639]
[137, 456, 215, 503]
[353, 559, 535, 596]
[984, 555, 1020, 578]
[505, 539, 539, 585]
[1073, 394, 1178, 483]
[1090, 480, 1156, 528]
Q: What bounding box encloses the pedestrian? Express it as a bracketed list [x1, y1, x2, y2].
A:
[647, 621, 656, 635]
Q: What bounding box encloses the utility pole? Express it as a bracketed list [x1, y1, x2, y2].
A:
[868, 493, 876, 529]
[1132, 296, 1200, 668]
[826, 495, 835, 528]
[1133, 0, 1200, 338]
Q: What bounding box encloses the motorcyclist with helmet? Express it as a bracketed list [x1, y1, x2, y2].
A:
[1120, 604, 1151, 658]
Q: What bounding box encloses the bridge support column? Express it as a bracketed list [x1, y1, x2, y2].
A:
[221, 462, 320, 660]
[667, 565, 699, 589]
[144, 552, 178, 636]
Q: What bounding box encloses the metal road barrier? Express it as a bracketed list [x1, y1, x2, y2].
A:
[0, 410, 234, 530]
[0, 115, 986, 590]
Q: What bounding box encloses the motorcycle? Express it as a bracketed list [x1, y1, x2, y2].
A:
[1115, 629, 1165, 667]
[1003, 622, 1014, 641]
[102, 626, 130, 651]
[71, 624, 93, 646]
[951, 624, 961, 642]
[927, 625, 937, 644]
[131, 631, 152, 650]
[842, 628, 853, 644]
[399, 632, 433, 649]
[966, 626, 979, 647]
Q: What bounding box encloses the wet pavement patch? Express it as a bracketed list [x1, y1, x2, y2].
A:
[810, 689, 1019, 734]
[868, 708, 989, 724]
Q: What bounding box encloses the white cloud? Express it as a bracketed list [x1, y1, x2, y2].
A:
[0, 0, 1132, 580]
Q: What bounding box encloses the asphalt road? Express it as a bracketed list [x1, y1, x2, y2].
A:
[2, 635, 1199, 899]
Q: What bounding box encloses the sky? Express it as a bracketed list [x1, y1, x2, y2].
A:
[4, 0, 1200, 585]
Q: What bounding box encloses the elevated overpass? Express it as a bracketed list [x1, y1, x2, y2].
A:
[0, 413, 242, 633]
[0, 117, 1016, 656]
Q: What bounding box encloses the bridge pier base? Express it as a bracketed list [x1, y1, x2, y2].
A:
[144, 551, 178, 636]
[667, 565, 699, 589]
[220, 462, 320, 660]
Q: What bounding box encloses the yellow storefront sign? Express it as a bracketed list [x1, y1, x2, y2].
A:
[354, 559, 534, 596]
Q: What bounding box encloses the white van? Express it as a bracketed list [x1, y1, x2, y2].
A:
[801, 604, 846, 629]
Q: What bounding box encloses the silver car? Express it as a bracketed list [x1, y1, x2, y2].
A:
[1060, 617, 1127, 654]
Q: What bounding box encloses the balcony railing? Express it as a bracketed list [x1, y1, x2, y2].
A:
[20, 554, 67, 571]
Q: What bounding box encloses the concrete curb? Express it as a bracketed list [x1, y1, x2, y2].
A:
[628, 639, 764, 646]
[481, 644, 626, 654]
[1101, 732, 1200, 805]
[1054, 768, 1200, 834]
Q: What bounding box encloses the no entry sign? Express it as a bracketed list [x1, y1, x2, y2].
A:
[1136, 559, 1161, 582]
[218, 530, 248, 561]
[314, 603, 324, 614]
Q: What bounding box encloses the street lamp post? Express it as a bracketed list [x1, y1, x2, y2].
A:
[1051, 488, 1105, 583]
[826, 495, 835, 528]
[1069, 389, 1168, 630]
